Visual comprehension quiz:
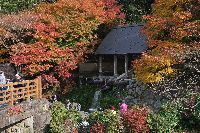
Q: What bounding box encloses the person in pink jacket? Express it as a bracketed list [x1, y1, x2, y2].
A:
[120, 101, 128, 115]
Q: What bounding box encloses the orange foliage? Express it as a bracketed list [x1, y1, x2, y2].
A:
[134, 0, 199, 83]
[7, 0, 124, 84]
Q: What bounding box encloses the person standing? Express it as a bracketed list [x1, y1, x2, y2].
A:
[120, 101, 128, 115]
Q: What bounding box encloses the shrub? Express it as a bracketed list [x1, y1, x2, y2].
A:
[90, 122, 105, 133]
[89, 109, 124, 133]
[64, 109, 82, 133]
[193, 95, 200, 121]
[100, 86, 128, 110]
[67, 85, 128, 111]
[50, 102, 67, 133]
[147, 102, 180, 133]
[67, 85, 98, 111]
[89, 111, 103, 125]
[178, 93, 200, 130]
[50, 101, 81, 133]
[123, 106, 150, 133]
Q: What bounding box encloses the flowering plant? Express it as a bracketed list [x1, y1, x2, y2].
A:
[89, 109, 124, 132]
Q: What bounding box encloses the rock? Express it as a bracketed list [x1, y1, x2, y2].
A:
[0, 99, 50, 133]
[135, 87, 142, 95]
[143, 90, 154, 100]
[154, 100, 162, 109]
[123, 82, 164, 111]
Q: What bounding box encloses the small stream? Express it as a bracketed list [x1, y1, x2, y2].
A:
[89, 90, 101, 113]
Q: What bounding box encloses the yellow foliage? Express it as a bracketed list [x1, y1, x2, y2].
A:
[133, 54, 177, 83]
[153, 0, 192, 17]
[135, 0, 199, 84]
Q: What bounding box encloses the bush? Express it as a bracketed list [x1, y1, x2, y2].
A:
[193, 96, 200, 121]
[147, 102, 180, 133]
[89, 109, 124, 133]
[50, 102, 67, 133]
[67, 85, 98, 111]
[64, 109, 82, 133]
[50, 101, 81, 133]
[90, 122, 105, 133]
[0, 0, 40, 14]
[178, 93, 200, 130]
[100, 86, 128, 110]
[67, 85, 128, 111]
[123, 106, 150, 133]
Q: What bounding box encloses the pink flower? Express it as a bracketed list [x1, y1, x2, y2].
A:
[120, 103, 128, 115]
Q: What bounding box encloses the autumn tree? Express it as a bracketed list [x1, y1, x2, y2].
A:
[0, 12, 39, 64]
[2, 0, 124, 86]
[133, 0, 200, 95]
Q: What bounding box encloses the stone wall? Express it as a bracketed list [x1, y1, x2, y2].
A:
[0, 99, 51, 133]
[4, 116, 34, 133]
[125, 80, 165, 110]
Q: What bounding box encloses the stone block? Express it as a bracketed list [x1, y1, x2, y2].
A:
[0, 99, 50, 133]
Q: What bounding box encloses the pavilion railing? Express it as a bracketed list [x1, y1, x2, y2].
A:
[0, 77, 42, 106]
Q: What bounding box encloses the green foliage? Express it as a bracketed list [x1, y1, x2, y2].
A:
[0, 0, 41, 14]
[66, 109, 81, 124]
[193, 96, 200, 120]
[49, 101, 81, 133]
[117, 0, 154, 23]
[89, 111, 104, 126]
[89, 109, 123, 133]
[50, 101, 67, 133]
[177, 93, 200, 130]
[66, 85, 98, 111]
[100, 86, 128, 110]
[67, 85, 128, 111]
[147, 102, 180, 133]
[64, 109, 82, 133]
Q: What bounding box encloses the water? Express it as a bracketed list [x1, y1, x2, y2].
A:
[89, 90, 101, 113]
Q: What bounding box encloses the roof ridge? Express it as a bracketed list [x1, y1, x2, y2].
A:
[113, 23, 144, 29]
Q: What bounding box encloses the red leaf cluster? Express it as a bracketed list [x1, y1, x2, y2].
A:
[2, 0, 124, 85]
[90, 122, 105, 133]
[123, 107, 150, 133]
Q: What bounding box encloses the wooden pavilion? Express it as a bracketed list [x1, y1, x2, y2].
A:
[95, 24, 148, 77]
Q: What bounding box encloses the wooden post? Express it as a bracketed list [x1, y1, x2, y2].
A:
[9, 85, 14, 106]
[99, 55, 103, 75]
[38, 76, 42, 98]
[35, 78, 39, 98]
[125, 54, 128, 76]
[114, 55, 118, 76]
[27, 80, 30, 102]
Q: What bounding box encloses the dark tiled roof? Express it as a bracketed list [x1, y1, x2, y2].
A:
[95, 24, 148, 55]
